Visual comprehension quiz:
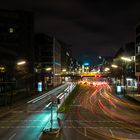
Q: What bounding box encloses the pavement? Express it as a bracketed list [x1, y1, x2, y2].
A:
[0, 82, 75, 140]
[0, 84, 64, 118]
[111, 85, 140, 104]
[126, 91, 140, 104]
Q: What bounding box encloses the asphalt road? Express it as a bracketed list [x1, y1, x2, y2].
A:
[1, 82, 140, 140]
[58, 82, 140, 140]
[0, 83, 73, 140]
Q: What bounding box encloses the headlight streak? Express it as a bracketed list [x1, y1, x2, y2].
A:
[99, 87, 140, 130]
[100, 83, 140, 113]
[106, 84, 140, 110]
[67, 84, 140, 139]
[97, 83, 140, 137]
[103, 88, 140, 120]
[69, 86, 118, 139]
[98, 99, 140, 133]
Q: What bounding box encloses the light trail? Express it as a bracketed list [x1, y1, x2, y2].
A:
[68, 82, 140, 139]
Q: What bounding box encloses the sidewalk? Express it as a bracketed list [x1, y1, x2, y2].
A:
[111, 85, 140, 104]
[126, 92, 140, 104]
[0, 84, 63, 118]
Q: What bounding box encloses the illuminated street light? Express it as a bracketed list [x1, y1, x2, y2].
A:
[111, 64, 118, 68]
[85, 66, 89, 70]
[62, 69, 66, 72]
[104, 67, 110, 72]
[121, 57, 131, 62]
[46, 67, 52, 71]
[17, 61, 26, 66]
[0, 65, 6, 73]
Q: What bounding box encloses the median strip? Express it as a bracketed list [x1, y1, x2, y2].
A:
[58, 85, 80, 113]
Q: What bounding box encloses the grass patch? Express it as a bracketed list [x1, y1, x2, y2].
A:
[58, 85, 80, 113]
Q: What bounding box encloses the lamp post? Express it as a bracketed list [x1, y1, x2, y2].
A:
[121, 57, 132, 96]
[17, 60, 26, 66]
[111, 63, 127, 96]
[111, 57, 132, 96]
[46, 67, 52, 89]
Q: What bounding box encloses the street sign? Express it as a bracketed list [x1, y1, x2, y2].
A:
[117, 86, 122, 93]
[38, 82, 42, 92]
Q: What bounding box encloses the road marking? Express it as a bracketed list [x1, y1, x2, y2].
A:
[9, 133, 16, 140]
[84, 127, 87, 136]
[38, 132, 43, 139]
[109, 129, 115, 138]
[56, 132, 60, 138]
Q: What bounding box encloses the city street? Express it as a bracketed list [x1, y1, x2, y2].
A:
[1, 1, 140, 140]
[0, 83, 73, 140]
[58, 83, 140, 140]
[0, 82, 140, 140]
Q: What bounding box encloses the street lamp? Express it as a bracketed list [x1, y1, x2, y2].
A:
[17, 60, 26, 66]
[111, 64, 118, 68]
[121, 57, 131, 62]
[62, 69, 66, 72]
[104, 67, 110, 72]
[120, 56, 132, 96]
[46, 67, 52, 71]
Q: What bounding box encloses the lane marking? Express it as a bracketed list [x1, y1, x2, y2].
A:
[9, 133, 16, 140]
[38, 132, 43, 139]
[56, 132, 60, 138]
[109, 129, 115, 138]
[84, 127, 87, 136]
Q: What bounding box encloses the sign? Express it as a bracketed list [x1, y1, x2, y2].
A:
[117, 86, 121, 93]
[38, 82, 42, 92]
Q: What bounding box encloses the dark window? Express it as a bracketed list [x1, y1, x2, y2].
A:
[136, 55, 140, 63]
[136, 35, 140, 44]
[136, 64, 140, 72]
[136, 25, 140, 35]
[41, 57, 53, 62]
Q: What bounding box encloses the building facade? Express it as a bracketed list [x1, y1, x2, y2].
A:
[0, 10, 34, 105]
[135, 23, 140, 84]
[35, 34, 61, 90]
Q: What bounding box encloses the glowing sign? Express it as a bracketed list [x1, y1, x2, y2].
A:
[38, 82, 42, 92]
[117, 86, 121, 93]
[84, 63, 89, 66]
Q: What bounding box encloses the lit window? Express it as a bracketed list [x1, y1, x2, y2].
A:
[9, 28, 14, 33]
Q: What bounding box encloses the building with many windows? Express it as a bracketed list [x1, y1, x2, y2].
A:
[0, 9, 34, 105]
[35, 33, 61, 90]
[135, 23, 140, 84]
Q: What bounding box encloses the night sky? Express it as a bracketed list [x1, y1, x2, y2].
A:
[1, 0, 140, 65]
